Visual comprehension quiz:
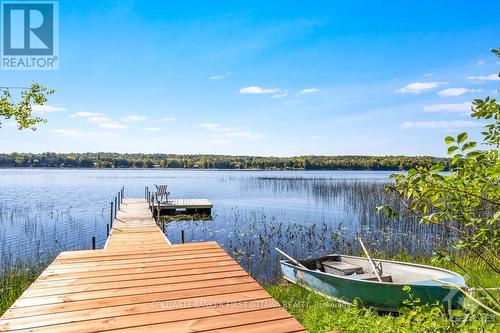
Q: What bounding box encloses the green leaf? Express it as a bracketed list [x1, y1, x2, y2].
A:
[429, 164, 444, 173]
[444, 136, 455, 144]
[431, 174, 444, 181]
[447, 146, 459, 155]
[466, 151, 481, 158]
[407, 168, 417, 177]
[462, 142, 477, 150]
[451, 154, 463, 165]
[457, 132, 468, 144]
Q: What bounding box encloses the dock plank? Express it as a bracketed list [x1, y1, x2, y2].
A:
[2, 283, 263, 319]
[158, 198, 213, 209]
[0, 291, 273, 331]
[0, 198, 305, 332]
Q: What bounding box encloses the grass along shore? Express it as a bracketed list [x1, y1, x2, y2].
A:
[0, 259, 49, 315]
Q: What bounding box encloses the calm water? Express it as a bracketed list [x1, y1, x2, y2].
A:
[0, 169, 451, 283]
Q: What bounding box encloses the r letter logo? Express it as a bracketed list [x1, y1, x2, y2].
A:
[1, 0, 59, 70]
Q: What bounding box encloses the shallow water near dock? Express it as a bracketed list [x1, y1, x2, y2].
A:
[0, 169, 453, 283]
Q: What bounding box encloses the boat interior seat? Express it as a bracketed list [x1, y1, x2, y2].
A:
[347, 272, 393, 282]
[321, 260, 364, 276]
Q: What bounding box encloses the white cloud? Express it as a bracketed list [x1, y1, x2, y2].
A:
[99, 122, 128, 129]
[87, 116, 111, 124]
[199, 123, 221, 130]
[121, 115, 147, 122]
[424, 102, 472, 113]
[423, 73, 435, 77]
[71, 112, 128, 129]
[50, 129, 85, 137]
[70, 111, 104, 118]
[87, 116, 127, 128]
[208, 139, 233, 145]
[271, 92, 288, 98]
[467, 73, 500, 82]
[209, 72, 231, 80]
[2, 120, 17, 128]
[159, 117, 176, 122]
[50, 129, 117, 139]
[477, 60, 485, 65]
[239, 86, 281, 94]
[144, 127, 161, 131]
[199, 123, 264, 141]
[32, 105, 66, 113]
[298, 88, 320, 95]
[215, 130, 264, 140]
[400, 120, 481, 130]
[437, 88, 481, 97]
[283, 99, 304, 105]
[396, 81, 447, 94]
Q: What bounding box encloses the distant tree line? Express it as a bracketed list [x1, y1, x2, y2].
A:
[0, 153, 450, 171]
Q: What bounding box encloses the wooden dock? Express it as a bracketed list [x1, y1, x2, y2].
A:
[146, 186, 213, 216]
[150, 198, 213, 215]
[0, 198, 305, 332]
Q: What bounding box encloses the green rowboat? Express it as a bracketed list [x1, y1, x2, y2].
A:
[280, 254, 467, 311]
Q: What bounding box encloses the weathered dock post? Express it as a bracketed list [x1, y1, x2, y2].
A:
[121, 186, 124, 200]
[150, 193, 154, 217]
[106, 223, 109, 236]
[92, 236, 96, 250]
[117, 192, 121, 210]
[110, 201, 114, 227]
[181, 230, 185, 244]
[156, 193, 161, 220]
[114, 197, 117, 217]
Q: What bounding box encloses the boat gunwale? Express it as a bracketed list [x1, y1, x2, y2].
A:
[280, 254, 466, 287]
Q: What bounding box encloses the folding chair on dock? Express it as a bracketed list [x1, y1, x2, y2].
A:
[155, 184, 170, 203]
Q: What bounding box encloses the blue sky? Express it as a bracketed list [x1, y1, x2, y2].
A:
[1, 0, 499, 156]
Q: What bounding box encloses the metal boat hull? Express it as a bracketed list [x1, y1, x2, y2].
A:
[280, 256, 466, 311]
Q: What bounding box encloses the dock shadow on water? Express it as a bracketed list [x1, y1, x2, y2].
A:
[165, 176, 455, 285]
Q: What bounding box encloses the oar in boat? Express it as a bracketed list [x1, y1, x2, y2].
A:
[358, 238, 383, 282]
[275, 248, 307, 269]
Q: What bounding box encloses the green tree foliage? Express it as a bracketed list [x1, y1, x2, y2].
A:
[0, 83, 54, 130]
[0, 152, 449, 171]
[379, 48, 500, 304]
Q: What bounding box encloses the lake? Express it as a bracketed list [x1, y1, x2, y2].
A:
[0, 169, 451, 283]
